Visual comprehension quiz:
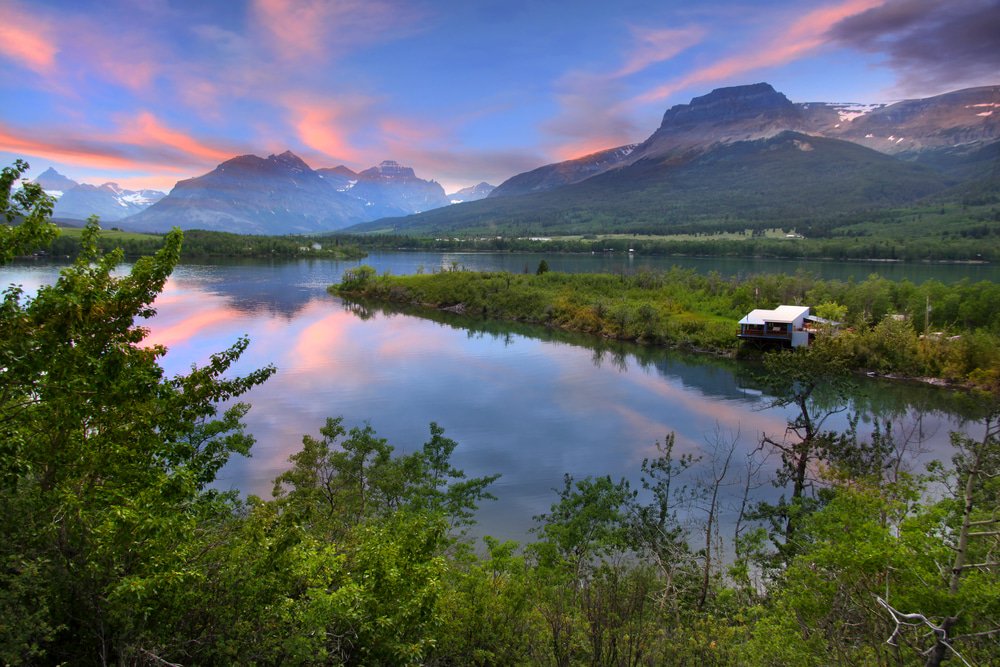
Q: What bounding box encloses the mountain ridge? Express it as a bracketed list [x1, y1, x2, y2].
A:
[33, 167, 166, 221]
[111, 81, 1000, 236]
[124, 153, 453, 234]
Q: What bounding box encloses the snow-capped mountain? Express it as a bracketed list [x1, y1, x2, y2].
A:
[123, 153, 453, 234]
[32, 168, 166, 221]
[346, 81, 997, 236]
[346, 160, 450, 218]
[447, 182, 496, 203]
[487, 83, 1000, 200]
[125, 151, 370, 234]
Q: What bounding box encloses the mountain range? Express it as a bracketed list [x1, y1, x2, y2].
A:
[49, 81, 998, 236]
[447, 182, 495, 203]
[347, 82, 999, 236]
[34, 167, 166, 222]
[124, 154, 474, 234]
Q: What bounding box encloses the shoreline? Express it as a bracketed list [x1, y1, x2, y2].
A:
[357, 244, 992, 266]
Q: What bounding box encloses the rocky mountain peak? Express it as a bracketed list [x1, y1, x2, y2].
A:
[34, 167, 79, 192]
[360, 160, 417, 181]
[268, 150, 312, 173]
[659, 82, 798, 129]
[447, 181, 497, 203]
[327, 165, 358, 178]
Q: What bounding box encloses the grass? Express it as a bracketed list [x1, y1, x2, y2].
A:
[332, 267, 1000, 386]
[333, 268, 760, 354]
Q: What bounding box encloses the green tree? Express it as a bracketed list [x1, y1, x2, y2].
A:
[756, 341, 854, 552]
[273, 418, 498, 537]
[0, 165, 274, 664]
[0, 160, 58, 263]
[812, 300, 846, 323]
[536, 259, 550, 275]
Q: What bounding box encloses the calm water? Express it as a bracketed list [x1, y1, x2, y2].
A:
[342, 251, 999, 283]
[3, 253, 990, 541]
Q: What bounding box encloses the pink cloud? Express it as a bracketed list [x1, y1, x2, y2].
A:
[0, 3, 58, 75]
[542, 72, 640, 162]
[0, 125, 152, 172]
[252, 0, 421, 62]
[614, 25, 706, 78]
[539, 23, 703, 164]
[551, 138, 629, 163]
[119, 111, 235, 164]
[0, 111, 245, 190]
[635, 0, 887, 104]
[285, 96, 375, 164]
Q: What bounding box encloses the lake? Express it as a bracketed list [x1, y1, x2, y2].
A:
[2, 252, 990, 542]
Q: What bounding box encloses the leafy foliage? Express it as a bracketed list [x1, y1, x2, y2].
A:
[0, 168, 275, 662]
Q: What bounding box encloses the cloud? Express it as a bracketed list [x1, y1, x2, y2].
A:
[119, 112, 236, 164]
[614, 25, 706, 78]
[635, 0, 886, 104]
[0, 125, 152, 173]
[543, 73, 641, 161]
[536, 22, 704, 162]
[0, 111, 244, 188]
[284, 95, 377, 164]
[251, 0, 421, 62]
[827, 0, 1000, 94]
[0, 3, 58, 75]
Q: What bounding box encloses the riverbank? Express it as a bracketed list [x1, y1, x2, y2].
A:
[332, 265, 1000, 389]
[48, 226, 368, 261]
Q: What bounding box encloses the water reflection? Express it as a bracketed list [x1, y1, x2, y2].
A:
[1, 256, 986, 543]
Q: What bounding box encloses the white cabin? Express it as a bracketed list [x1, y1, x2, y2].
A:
[738, 305, 811, 348]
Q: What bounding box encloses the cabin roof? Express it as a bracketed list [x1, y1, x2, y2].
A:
[738, 305, 810, 326]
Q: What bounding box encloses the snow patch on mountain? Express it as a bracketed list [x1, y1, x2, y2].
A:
[830, 103, 886, 123]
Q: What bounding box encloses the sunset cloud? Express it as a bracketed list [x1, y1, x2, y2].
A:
[252, 0, 420, 62]
[543, 73, 640, 162]
[0, 3, 59, 75]
[635, 0, 887, 104]
[120, 112, 235, 164]
[0, 111, 245, 190]
[0, 125, 148, 172]
[285, 97, 372, 164]
[614, 25, 706, 78]
[0, 0, 980, 195]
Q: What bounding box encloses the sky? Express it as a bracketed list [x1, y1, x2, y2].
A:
[1, 0, 998, 194]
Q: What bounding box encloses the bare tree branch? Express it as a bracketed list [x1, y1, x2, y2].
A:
[875, 597, 972, 667]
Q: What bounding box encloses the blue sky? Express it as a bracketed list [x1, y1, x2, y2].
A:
[1, 0, 997, 193]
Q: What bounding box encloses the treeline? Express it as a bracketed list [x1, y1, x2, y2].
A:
[2, 163, 998, 665]
[334, 265, 1000, 388]
[344, 231, 996, 261]
[46, 225, 367, 261]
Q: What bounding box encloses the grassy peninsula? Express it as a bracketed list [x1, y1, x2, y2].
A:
[333, 264, 1000, 387]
